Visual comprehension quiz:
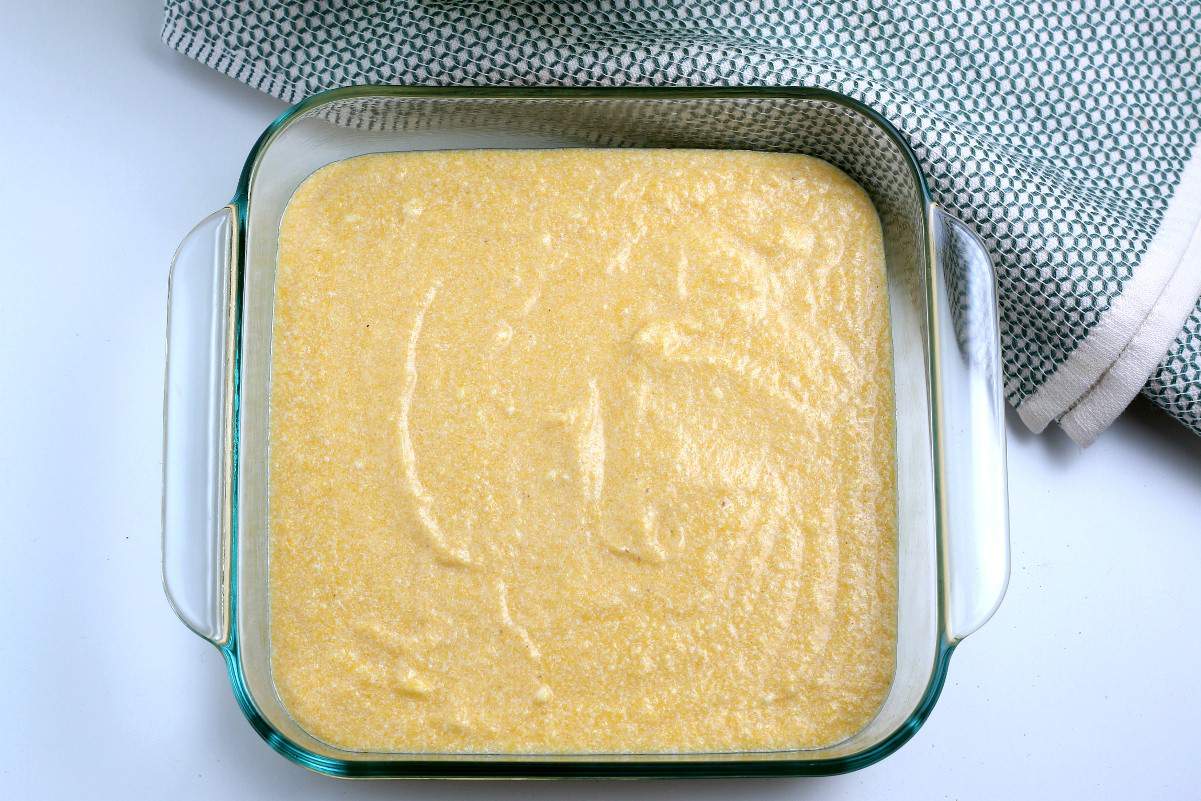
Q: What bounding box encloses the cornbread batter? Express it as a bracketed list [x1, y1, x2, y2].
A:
[269, 149, 897, 754]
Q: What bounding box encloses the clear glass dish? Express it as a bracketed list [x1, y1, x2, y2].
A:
[163, 87, 1009, 778]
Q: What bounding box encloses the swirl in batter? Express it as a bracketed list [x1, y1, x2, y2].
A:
[269, 149, 897, 753]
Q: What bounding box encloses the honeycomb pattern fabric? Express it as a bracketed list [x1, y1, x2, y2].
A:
[1147, 299, 1201, 435]
[162, 1, 1201, 439]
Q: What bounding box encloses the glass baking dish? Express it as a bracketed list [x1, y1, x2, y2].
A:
[162, 87, 1009, 778]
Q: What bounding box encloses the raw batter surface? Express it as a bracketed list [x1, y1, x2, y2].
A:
[269, 149, 897, 753]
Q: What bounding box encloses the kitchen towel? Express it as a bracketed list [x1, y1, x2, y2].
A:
[162, 0, 1201, 444]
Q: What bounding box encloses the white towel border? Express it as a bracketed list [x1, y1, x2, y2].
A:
[1018, 136, 1201, 443]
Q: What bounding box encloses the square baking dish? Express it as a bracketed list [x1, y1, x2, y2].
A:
[163, 87, 1009, 778]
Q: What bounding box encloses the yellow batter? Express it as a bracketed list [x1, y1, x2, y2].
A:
[269, 149, 897, 754]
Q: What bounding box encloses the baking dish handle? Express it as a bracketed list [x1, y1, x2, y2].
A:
[931, 206, 1010, 644]
[162, 208, 237, 646]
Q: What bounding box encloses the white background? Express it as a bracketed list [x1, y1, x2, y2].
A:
[3, 2, 1200, 799]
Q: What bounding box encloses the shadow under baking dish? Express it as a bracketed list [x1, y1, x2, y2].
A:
[162, 86, 1009, 778]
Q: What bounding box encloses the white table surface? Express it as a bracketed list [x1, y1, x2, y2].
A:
[3, 2, 1200, 799]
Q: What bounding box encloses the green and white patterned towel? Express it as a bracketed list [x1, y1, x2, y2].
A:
[162, 1, 1201, 444]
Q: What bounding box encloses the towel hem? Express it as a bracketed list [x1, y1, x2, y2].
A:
[1059, 216, 1201, 445]
[1017, 134, 1201, 436]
